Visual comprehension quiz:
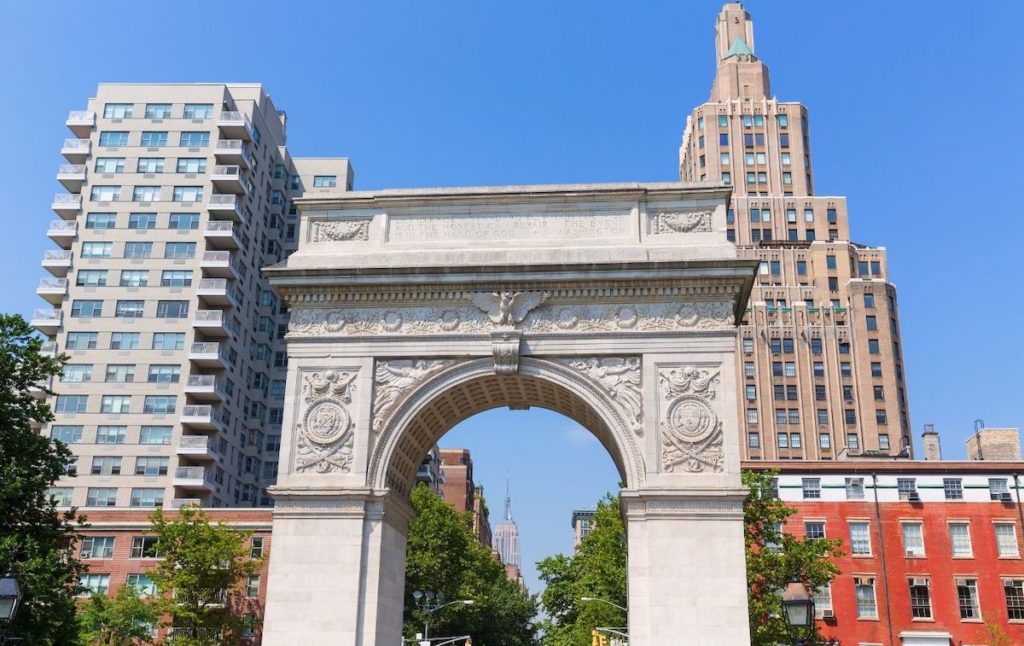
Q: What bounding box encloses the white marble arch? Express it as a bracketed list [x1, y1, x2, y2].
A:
[260, 183, 756, 646]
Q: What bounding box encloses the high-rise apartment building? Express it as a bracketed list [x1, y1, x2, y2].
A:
[679, 4, 911, 460]
[492, 479, 522, 585]
[34, 84, 351, 509]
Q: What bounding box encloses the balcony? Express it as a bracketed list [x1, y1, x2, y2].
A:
[168, 498, 203, 509]
[192, 310, 227, 337]
[56, 164, 87, 192]
[65, 111, 95, 137]
[41, 250, 72, 276]
[31, 308, 61, 335]
[206, 194, 241, 222]
[176, 435, 219, 462]
[61, 138, 91, 163]
[181, 405, 219, 430]
[210, 165, 246, 193]
[213, 139, 253, 168]
[184, 374, 223, 401]
[51, 193, 81, 219]
[188, 342, 228, 369]
[203, 221, 240, 250]
[28, 376, 52, 400]
[47, 220, 77, 248]
[36, 277, 68, 304]
[216, 111, 252, 140]
[173, 466, 214, 491]
[40, 341, 58, 357]
[197, 278, 235, 307]
[199, 251, 239, 280]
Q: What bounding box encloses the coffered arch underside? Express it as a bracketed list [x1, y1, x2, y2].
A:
[369, 358, 645, 498]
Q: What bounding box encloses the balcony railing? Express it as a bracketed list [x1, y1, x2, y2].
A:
[174, 466, 210, 481]
[212, 165, 240, 177]
[62, 138, 91, 152]
[40, 341, 58, 355]
[187, 374, 216, 388]
[198, 278, 227, 291]
[189, 342, 222, 355]
[57, 164, 86, 175]
[169, 498, 203, 509]
[202, 251, 231, 263]
[48, 220, 77, 233]
[194, 310, 224, 323]
[66, 110, 94, 123]
[43, 250, 72, 262]
[178, 435, 211, 450]
[52, 193, 81, 207]
[38, 277, 68, 289]
[206, 220, 234, 232]
[207, 194, 237, 207]
[217, 111, 251, 128]
[183, 404, 212, 418]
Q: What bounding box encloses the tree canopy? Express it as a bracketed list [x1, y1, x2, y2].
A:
[77, 584, 159, 646]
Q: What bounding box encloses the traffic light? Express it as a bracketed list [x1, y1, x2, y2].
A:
[591, 630, 608, 646]
[464, 639, 472, 646]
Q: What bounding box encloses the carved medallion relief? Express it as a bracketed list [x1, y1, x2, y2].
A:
[658, 366, 724, 473]
[295, 370, 359, 474]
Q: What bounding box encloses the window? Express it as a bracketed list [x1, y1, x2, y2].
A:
[128, 213, 157, 229]
[748, 432, 760, 448]
[135, 457, 169, 476]
[775, 408, 787, 425]
[744, 362, 755, 378]
[846, 477, 865, 500]
[871, 362, 883, 378]
[144, 103, 172, 119]
[115, 300, 145, 318]
[86, 488, 118, 507]
[103, 103, 133, 119]
[873, 385, 885, 401]
[902, 522, 925, 556]
[119, 270, 148, 287]
[126, 573, 157, 596]
[104, 364, 135, 383]
[160, 270, 193, 287]
[143, 395, 176, 414]
[990, 478, 1010, 500]
[66, 332, 98, 350]
[179, 131, 210, 147]
[152, 332, 185, 350]
[1006, 579, 1024, 619]
[246, 575, 260, 598]
[864, 292, 875, 308]
[136, 157, 164, 173]
[79, 574, 111, 596]
[117, 243, 153, 262]
[61, 364, 92, 382]
[745, 385, 756, 401]
[802, 478, 821, 499]
[866, 315, 878, 331]
[720, 152, 730, 165]
[996, 523, 1019, 557]
[99, 131, 129, 146]
[878, 434, 890, 451]
[130, 536, 160, 559]
[139, 426, 172, 445]
[850, 521, 871, 555]
[909, 579, 932, 619]
[140, 131, 168, 147]
[746, 408, 759, 424]
[818, 433, 830, 449]
[313, 175, 337, 187]
[94, 157, 124, 173]
[175, 157, 207, 173]
[250, 537, 264, 559]
[96, 426, 127, 444]
[717, 114, 727, 127]
[844, 408, 857, 424]
[777, 433, 789, 449]
[804, 521, 825, 540]
[742, 338, 754, 353]
[817, 409, 829, 425]
[172, 186, 203, 202]
[813, 362, 824, 377]
[85, 212, 117, 229]
[183, 103, 214, 118]
[101, 395, 132, 414]
[169, 212, 199, 229]
[796, 260, 807, 275]
[957, 578, 980, 620]
[147, 365, 180, 383]
[164, 242, 195, 259]
[855, 577, 877, 618]
[90, 456, 121, 476]
[48, 487, 73, 506]
[943, 478, 963, 500]
[51, 425, 83, 443]
[719, 133, 728, 145]
[875, 409, 888, 425]
[898, 478, 918, 500]
[110, 332, 140, 350]
[71, 300, 103, 318]
[949, 522, 973, 557]
[81, 241, 113, 258]
[155, 300, 189, 318]
[784, 362, 796, 378]
[130, 488, 165, 508]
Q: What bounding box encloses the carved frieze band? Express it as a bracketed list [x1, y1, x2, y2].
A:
[658, 366, 724, 473]
[560, 357, 642, 435]
[310, 219, 371, 242]
[372, 359, 456, 433]
[295, 370, 358, 474]
[650, 210, 714, 234]
[289, 299, 733, 337]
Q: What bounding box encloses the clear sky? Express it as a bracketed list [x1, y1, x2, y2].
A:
[2, 1, 1022, 595]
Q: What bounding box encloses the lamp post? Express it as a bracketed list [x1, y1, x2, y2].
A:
[412, 590, 474, 642]
[580, 596, 627, 614]
[782, 578, 814, 646]
[0, 571, 23, 645]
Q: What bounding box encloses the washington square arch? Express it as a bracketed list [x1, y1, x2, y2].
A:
[258, 182, 758, 645]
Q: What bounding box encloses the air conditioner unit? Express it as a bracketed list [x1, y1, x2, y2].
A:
[821, 609, 835, 619]
[854, 577, 872, 586]
[80, 551, 92, 559]
[911, 578, 929, 587]
[1000, 492, 1014, 502]
[905, 549, 918, 557]
[907, 491, 921, 502]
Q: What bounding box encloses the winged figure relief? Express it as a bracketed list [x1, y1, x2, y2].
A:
[469, 291, 548, 326]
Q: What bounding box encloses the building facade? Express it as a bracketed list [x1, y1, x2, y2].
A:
[492, 480, 523, 585]
[439, 448, 494, 547]
[679, 3, 912, 460]
[35, 84, 351, 510]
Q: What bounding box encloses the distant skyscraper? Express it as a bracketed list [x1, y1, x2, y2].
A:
[492, 478, 520, 568]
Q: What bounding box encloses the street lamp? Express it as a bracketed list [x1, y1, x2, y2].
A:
[782, 578, 814, 633]
[0, 571, 22, 645]
[412, 590, 474, 641]
[580, 597, 627, 614]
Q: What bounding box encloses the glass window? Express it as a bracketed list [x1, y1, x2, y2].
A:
[802, 478, 820, 499]
[114, 300, 144, 318]
[110, 332, 140, 350]
[135, 457, 169, 476]
[818, 433, 830, 449]
[98, 131, 129, 146]
[50, 425, 83, 443]
[717, 114, 727, 127]
[160, 270, 193, 287]
[164, 242, 196, 259]
[140, 131, 168, 147]
[943, 478, 963, 500]
[246, 575, 260, 598]
[76, 270, 107, 287]
[144, 104, 172, 119]
[250, 537, 264, 558]
[119, 270, 148, 287]
[179, 131, 210, 147]
[850, 521, 871, 555]
[155, 300, 189, 318]
[71, 299, 103, 317]
[103, 103, 133, 119]
[782, 172, 792, 185]
[990, 478, 1010, 500]
[136, 157, 164, 173]
[139, 426, 172, 445]
[79, 574, 111, 595]
[81, 241, 113, 258]
[847, 433, 860, 450]
[130, 536, 160, 559]
[949, 522, 973, 557]
[172, 186, 203, 202]
[94, 157, 124, 173]
[855, 578, 877, 618]
[169, 213, 199, 229]
[124, 242, 153, 258]
[90, 456, 122, 476]
[143, 395, 176, 414]
[176, 158, 207, 173]
[101, 395, 132, 414]
[132, 186, 161, 201]
[957, 578, 980, 620]
[104, 364, 135, 383]
[147, 365, 180, 383]
[745, 385, 756, 401]
[128, 213, 157, 229]
[996, 523, 1019, 557]
[902, 522, 924, 556]
[817, 408, 829, 425]
[804, 521, 825, 540]
[747, 432, 760, 448]
[313, 175, 337, 187]
[719, 133, 728, 146]
[47, 487, 74, 506]
[909, 579, 932, 619]
[777, 433, 788, 449]
[871, 362, 883, 378]
[879, 434, 890, 451]
[898, 478, 917, 500]
[126, 573, 157, 596]
[183, 103, 214, 118]
[152, 332, 185, 350]
[86, 488, 118, 507]
[96, 426, 126, 444]
[746, 409, 758, 424]
[85, 212, 117, 229]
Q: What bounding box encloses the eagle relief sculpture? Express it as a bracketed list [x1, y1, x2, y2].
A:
[469, 291, 548, 327]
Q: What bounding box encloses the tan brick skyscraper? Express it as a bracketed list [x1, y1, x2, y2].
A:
[680, 3, 911, 459]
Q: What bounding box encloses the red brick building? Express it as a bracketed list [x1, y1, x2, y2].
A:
[439, 448, 493, 547]
[760, 460, 1024, 646]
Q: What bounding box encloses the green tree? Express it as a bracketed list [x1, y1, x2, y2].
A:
[0, 313, 85, 644]
[743, 469, 843, 646]
[536, 494, 625, 646]
[78, 583, 159, 645]
[147, 506, 261, 646]
[404, 485, 537, 645]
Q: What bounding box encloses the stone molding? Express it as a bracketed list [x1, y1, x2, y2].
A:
[294, 370, 358, 474]
[658, 366, 725, 473]
[650, 210, 714, 234]
[371, 359, 456, 433]
[559, 357, 642, 435]
[310, 219, 371, 242]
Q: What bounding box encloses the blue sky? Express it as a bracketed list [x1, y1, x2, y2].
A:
[2, 1, 1022, 594]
